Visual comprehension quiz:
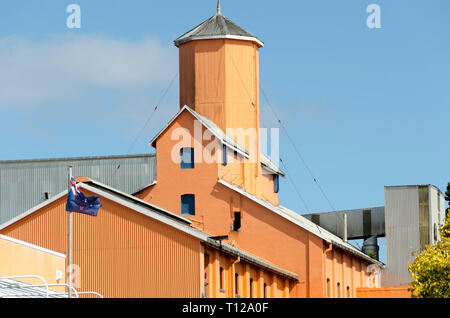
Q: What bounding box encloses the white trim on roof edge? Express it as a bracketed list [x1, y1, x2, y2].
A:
[80, 180, 189, 224]
[148, 105, 285, 177]
[0, 179, 298, 279]
[149, 105, 250, 159]
[217, 178, 384, 266]
[0, 190, 68, 231]
[0, 234, 66, 258]
[175, 35, 264, 48]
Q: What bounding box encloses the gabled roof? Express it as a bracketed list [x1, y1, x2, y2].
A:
[150, 105, 249, 158]
[217, 178, 384, 266]
[149, 105, 285, 176]
[174, 12, 263, 47]
[0, 177, 298, 281]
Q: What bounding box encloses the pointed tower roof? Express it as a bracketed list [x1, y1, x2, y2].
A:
[174, 3, 263, 47]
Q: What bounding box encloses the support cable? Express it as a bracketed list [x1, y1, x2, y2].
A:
[260, 84, 362, 249]
[103, 72, 178, 187]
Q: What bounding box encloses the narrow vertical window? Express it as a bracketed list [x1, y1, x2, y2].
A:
[235, 273, 239, 297]
[219, 267, 224, 291]
[181, 194, 195, 216]
[337, 282, 341, 298]
[232, 212, 241, 231]
[203, 253, 210, 298]
[249, 278, 254, 298]
[222, 144, 228, 166]
[326, 278, 331, 298]
[263, 283, 267, 298]
[180, 147, 194, 169]
[273, 174, 279, 193]
[346, 286, 350, 298]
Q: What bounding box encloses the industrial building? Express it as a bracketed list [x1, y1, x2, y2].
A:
[0, 3, 446, 298]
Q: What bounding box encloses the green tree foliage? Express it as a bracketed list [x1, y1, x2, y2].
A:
[408, 190, 450, 298]
[446, 182, 450, 218]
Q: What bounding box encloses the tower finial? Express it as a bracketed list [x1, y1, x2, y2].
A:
[217, 0, 221, 15]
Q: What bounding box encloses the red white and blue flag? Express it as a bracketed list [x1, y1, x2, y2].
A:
[65, 177, 102, 216]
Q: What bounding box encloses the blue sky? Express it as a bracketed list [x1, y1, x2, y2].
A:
[1, 1, 449, 262]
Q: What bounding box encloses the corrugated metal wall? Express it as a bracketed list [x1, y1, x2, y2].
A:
[0, 154, 156, 225]
[1, 191, 201, 298]
[383, 186, 420, 286]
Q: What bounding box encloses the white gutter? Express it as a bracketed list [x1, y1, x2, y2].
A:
[0, 234, 66, 259]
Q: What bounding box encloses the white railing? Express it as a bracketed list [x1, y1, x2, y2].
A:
[0, 275, 103, 298]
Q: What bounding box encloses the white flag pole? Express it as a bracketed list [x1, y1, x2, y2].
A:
[68, 165, 73, 298]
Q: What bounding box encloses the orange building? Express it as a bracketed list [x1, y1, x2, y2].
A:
[0, 179, 298, 297]
[0, 234, 66, 293]
[0, 4, 385, 298]
[136, 4, 382, 298]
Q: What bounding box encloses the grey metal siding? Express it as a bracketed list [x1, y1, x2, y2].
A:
[0, 154, 156, 225]
[383, 186, 420, 286]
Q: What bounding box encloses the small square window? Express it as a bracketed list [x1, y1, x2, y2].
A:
[232, 212, 241, 231]
[181, 194, 195, 215]
[180, 147, 194, 169]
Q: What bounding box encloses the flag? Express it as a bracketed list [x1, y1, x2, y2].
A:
[65, 177, 102, 216]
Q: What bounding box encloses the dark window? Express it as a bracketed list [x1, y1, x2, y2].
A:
[232, 212, 241, 231]
[181, 194, 195, 215]
[326, 278, 331, 298]
[222, 145, 228, 166]
[180, 147, 194, 169]
[203, 254, 210, 298]
[263, 283, 267, 298]
[235, 273, 239, 296]
[249, 278, 254, 298]
[219, 267, 224, 291]
[273, 174, 279, 193]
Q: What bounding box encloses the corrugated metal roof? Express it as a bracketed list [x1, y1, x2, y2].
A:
[0, 154, 156, 225]
[174, 12, 263, 47]
[217, 178, 384, 266]
[0, 178, 298, 281]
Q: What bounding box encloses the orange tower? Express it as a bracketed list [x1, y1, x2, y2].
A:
[175, 1, 266, 197]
